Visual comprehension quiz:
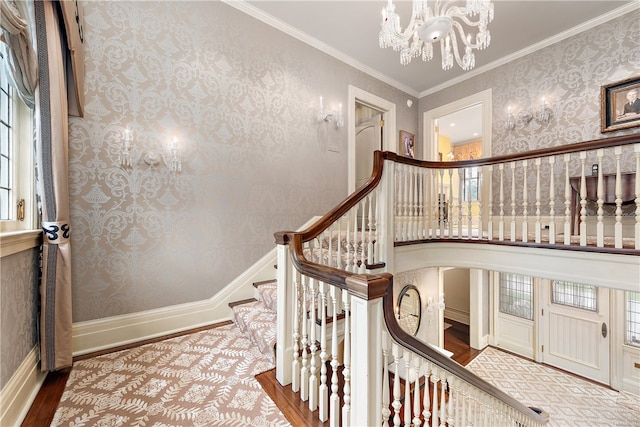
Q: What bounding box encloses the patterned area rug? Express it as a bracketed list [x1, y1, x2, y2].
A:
[466, 347, 640, 426]
[52, 324, 290, 426]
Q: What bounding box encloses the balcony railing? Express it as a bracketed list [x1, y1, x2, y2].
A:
[274, 134, 639, 426]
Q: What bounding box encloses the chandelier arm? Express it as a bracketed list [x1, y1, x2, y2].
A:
[446, 28, 465, 65]
[451, 20, 479, 49]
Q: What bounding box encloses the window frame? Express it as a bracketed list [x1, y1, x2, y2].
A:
[0, 55, 39, 257]
[498, 273, 534, 321]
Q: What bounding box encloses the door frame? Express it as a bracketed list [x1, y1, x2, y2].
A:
[348, 85, 396, 193]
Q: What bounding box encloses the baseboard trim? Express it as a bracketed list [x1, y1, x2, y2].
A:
[0, 346, 46, 427]
[444, 307, 470, 325]
[73, 246, 278, 356]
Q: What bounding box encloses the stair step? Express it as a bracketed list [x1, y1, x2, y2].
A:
[253, 279, 276, 288]
[231, 300, 277, 363]
[256, 281, 278, 312]
[228, 298, 257, 309]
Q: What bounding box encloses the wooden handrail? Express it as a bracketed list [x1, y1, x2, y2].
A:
[274, 134, 639, 425]
[381, 274, 549, 424]
[387, 133, 639, 169]
[275, 150, 386, 246]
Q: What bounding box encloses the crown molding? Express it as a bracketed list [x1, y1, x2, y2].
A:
[418, 2, 640, 98]
[221, 0, 419, 97]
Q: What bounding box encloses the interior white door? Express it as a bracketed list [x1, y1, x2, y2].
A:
[355, 115, 382, 189]
[541, 285, 610, 384]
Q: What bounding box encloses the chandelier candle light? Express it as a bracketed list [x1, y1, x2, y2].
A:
[379, 0, 494, 71]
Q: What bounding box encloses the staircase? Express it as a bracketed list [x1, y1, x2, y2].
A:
[230, 280, 278, 364]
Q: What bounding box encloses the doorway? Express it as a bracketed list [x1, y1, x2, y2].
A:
[348, 86, 396, 193]
[540, 281, 611, 384]
[355, 110, 382, 189]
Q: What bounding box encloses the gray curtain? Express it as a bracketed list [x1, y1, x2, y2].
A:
[34, 0, 73, 372]
[0, 0, 37, 108]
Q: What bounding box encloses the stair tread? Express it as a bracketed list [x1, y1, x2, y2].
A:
[228, 298, 257, 309]
[256, 282, 278, 312]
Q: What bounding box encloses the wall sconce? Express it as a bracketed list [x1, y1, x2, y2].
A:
[426, 295, 445, 313]
[536, 97, 552, 123]
[119, 130, 182, 173]
[505, 106, 516, 130]
[505, 106, 533, 131]
[317, 96, 344, 128]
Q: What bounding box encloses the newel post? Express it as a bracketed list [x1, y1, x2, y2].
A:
[275, 232, 294, 385]
[344, 273, 390, 426]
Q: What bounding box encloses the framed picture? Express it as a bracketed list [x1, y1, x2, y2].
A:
[399, 130, 415, 158]
[601, 75, 640, 133]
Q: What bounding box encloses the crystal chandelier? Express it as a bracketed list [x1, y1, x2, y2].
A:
[379, 0, 494, 71]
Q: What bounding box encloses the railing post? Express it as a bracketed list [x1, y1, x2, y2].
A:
[382, 159, 396, 270]
[275, 235, 294, 385]
[345, 274, 388, 427]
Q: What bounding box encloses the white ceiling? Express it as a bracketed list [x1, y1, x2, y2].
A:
[232, 0, 636, 97]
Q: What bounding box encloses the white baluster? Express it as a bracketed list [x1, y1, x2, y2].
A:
[360, 199, 367, 273]
[418, 169, 424, 239]
[439, 169, 445, 238]
[413, 357, 422, 427]
[499, 164, 505, 241]
[467, 167, 473, 238]
[404, 351, 412, 427]
[549, 157, 556, 245]
[448, 168, 454, 237]
[382, 334, 391, 427]
[439, 376, 446, 427]
[460, 384, 467, 427]
[410, 167, 416, 240]
[535, 158, 542, 243]
[367, 194, 374, 265]
[337, 216, 343, 270]
[447, 376, 455, 426]
[431, 369, 439, 427]
[564, 153, 571, 245]
[422, 364, 432, 426]
[522, 160, 529, 243]
[318, 282, 328, 421]
[300, 277, 309, 402]
[392, 345, 402, 427]
[292, 274, 301, 393]
[329, 287, 340, 426]
[477, 166, 484, 239]
[430, 169, 436, 239]
[395, 168, 402, 241]
[352, 208, 358, 272]
[579, 152, 588, 246]
[487, 165, 493, 240]
[596, 149, 604, 247]
[635, 144, 640, 249]
[309, 280, 318, 410]
[510, 161, 517, 242]
[327, 228, 333, 268]
[615, 146, 623, 248]
[458, 168, 464, 239]
[342, 290, 352, 426]
[404, 165, 410, 240]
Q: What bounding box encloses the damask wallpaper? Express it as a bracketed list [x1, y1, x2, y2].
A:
[419, 9, 640, 215]
[0, 249, 39, 387]
[69, 1, 417, 322]
[421, 10, 639, 148]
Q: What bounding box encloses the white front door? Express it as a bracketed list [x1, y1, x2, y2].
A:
[541, 282, 610, 384]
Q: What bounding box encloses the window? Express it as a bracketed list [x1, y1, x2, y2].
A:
[461, 167, 479, 202]
[552, 281, 597, 312]
[0, 52, 35, 233]
[627, 291, 640, 348]
[499, 273, 533, 320]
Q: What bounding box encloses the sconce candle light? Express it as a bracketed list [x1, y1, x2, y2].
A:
[119, 128, 182, 173]
[317, 96, 344, 128]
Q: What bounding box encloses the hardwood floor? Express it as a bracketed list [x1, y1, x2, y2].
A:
[20, 320, 478, 426]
